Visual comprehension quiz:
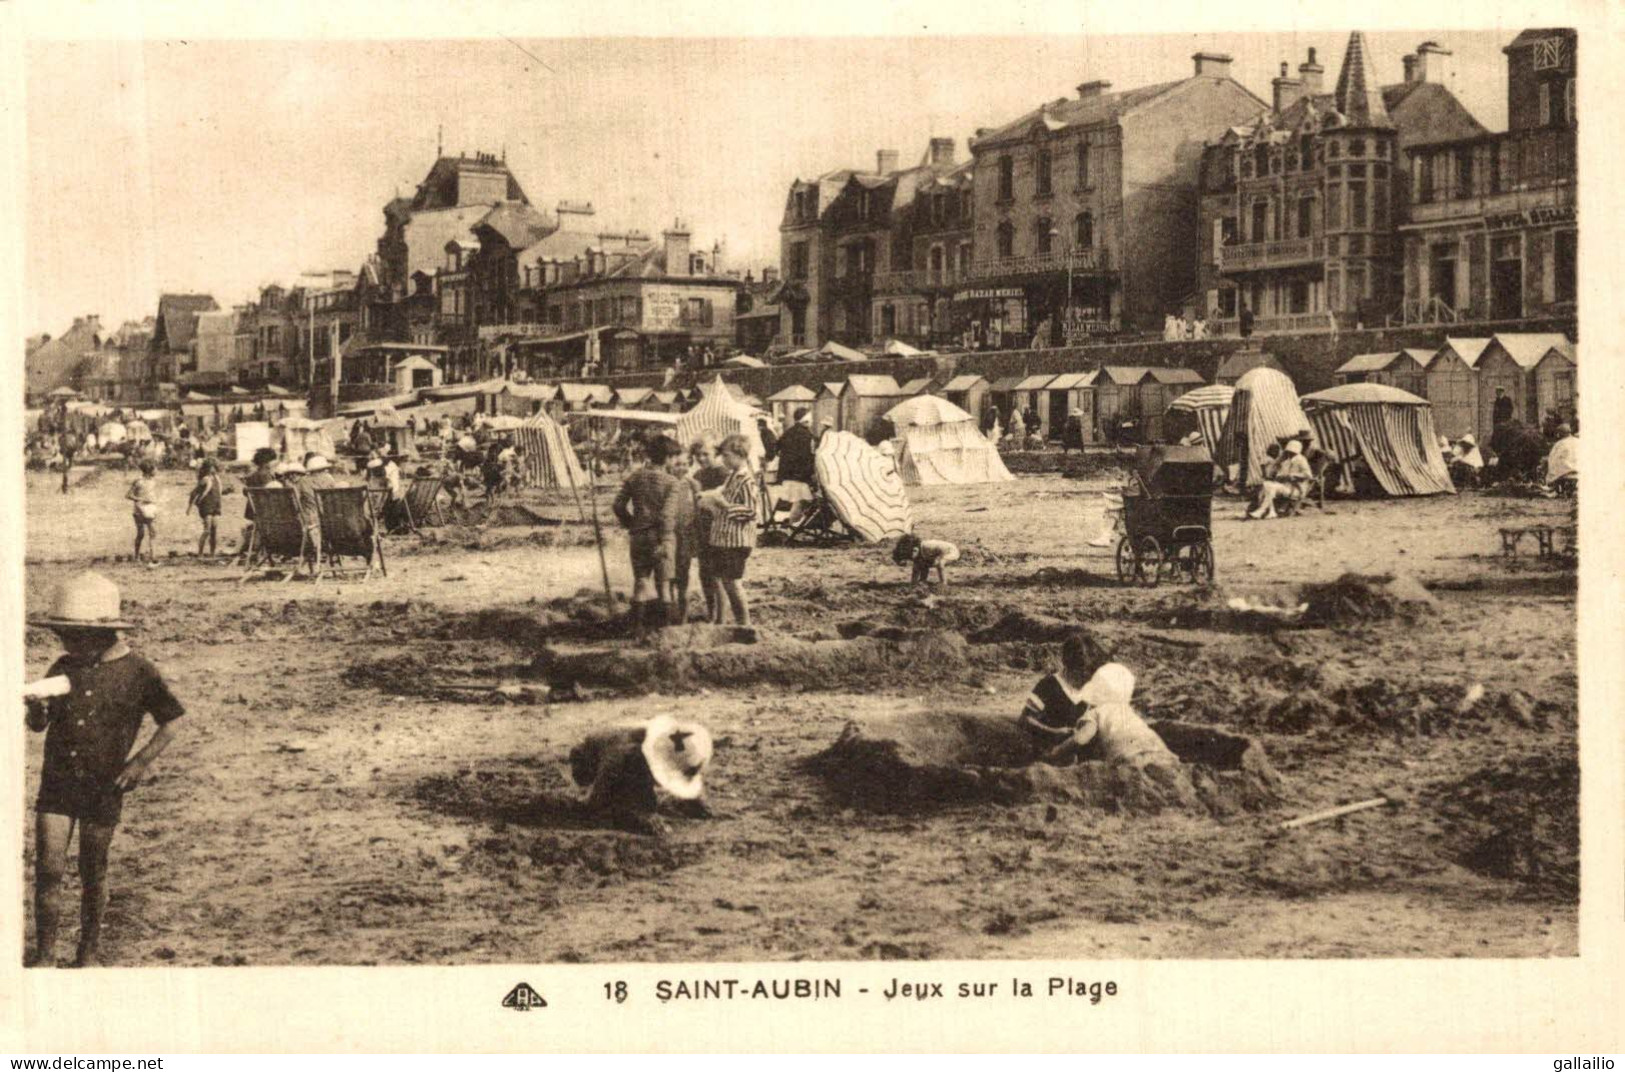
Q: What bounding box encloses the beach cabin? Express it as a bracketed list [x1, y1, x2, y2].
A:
[897, 376, 935, 399]
[649, 389, 683, 413]
[1423, 338, 1489, 441]
[368, 412, 418, 457]
[1044, 373, 1095, 442]
[1481, 333, 1573, 433]
[557, 383, 613, 413]
[611, 385, 657, 411]
[1091, 367, 1152, 440]
[812, 382, 844, 431]
[941, 375, 991, 426]
[1137, 368, 1206, 442]
[988, 376, 1026, 424]
[1010, 375, 1058, 437]
[1215, 348, 1285, 386]
[840, 374, 907, 442]
[766, 384, 818, 428]
[1532, 342, 1577, 428]
[1335, 351, 1429, 399]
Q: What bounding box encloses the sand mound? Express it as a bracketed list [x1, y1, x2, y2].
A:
[804, 711, 1282, 816]
[1300, 573, 1438, 626]
[966, 612, 1085, 644]
[1425, 753, 1578, 897]
[536, 629, 969, 694]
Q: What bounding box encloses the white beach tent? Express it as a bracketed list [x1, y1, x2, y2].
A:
[883, 395, 1014, 486]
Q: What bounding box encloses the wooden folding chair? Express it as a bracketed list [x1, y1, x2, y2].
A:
[313, 486, 387, 582]
[239, 488, 308, 584]
[404, 476, 446, 530]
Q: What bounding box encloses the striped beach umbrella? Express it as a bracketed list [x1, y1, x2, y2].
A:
[1166, 383, 1234, 461]
[814, 431, 913, 542]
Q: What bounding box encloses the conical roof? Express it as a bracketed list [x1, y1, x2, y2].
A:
[1333, 31, 1393, 129]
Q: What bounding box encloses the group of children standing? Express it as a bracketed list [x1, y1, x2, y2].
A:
[613, 432, 760, 633]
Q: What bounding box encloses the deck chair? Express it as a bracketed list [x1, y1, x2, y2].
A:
[404, 476, 446, 530]
[313, 486, 387, 582]
[761, 479, 857, 548]
[239, 488, 308, 584]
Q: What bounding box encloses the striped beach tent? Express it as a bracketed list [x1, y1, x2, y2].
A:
[814, 431, 913, 542]
[1301, 384, 1454, 497]
[1166, 383, 1234, 459]
[674, 379, 765, 464]
[1222, 367, 1313, 487]
[515, 410, 589, 492]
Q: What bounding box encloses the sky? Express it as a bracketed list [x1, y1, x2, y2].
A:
[23, 29, 1518, 337]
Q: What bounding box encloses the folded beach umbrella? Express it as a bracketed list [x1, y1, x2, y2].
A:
[814, 430, 913, 542]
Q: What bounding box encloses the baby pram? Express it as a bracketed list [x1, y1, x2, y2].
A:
[1114, 444, 1215, 587]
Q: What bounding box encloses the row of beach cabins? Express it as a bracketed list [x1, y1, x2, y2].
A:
[333, 331, 1575, 453]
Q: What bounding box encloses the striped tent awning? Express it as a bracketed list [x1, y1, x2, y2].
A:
[516, 411, 590, 495]
[674, 382, 765, 463]
[814, 431, 913, 542]
[1167, 384, 1234, 461]
[1303, 401, 1455, 497]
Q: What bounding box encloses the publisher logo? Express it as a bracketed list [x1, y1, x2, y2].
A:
[502, 982, 548, 1011]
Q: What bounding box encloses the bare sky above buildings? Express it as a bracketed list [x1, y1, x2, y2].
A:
[25, 29, 1517, 336]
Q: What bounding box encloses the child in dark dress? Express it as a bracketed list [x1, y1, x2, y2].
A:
[25, 573, 184, 966]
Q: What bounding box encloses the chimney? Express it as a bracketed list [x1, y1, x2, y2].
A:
[876, 149, 899, 174]
[928, 137, 956, 165]
[1298, 47, 1324, 94]
[1272, 61, 1305, 112]
[762, 266, 779, 283]
[1402, 54, 1418, 82]
[1077, 79, 1112, 98]
[1414, 40, 1450, 84]
[1192, 51, 1233, 78]
[663, 221, 691, 277]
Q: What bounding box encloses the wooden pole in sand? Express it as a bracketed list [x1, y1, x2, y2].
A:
[561, 420, 615, 616]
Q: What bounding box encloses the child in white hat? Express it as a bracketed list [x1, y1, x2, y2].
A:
[25, 572, 185, 967]
[568, 715, 713, 836]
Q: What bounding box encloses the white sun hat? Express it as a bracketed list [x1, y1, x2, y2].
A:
[640, 715, 713, 800]
[28, 571, 138, 630]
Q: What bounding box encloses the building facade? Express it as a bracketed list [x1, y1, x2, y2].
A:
[966, 53, 1267, 345]
[148, 294, 219, 392]
[1399, 29, 1577, 324]
[505, 225, 740, 378]
[1196, 33, 1490, 336]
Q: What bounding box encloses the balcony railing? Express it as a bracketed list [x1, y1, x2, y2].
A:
[871, 267, 967, 294]
[1208, 311, 1341, 337]
[1217, 237, 1323, 272]
[967, 248, 1110, 281]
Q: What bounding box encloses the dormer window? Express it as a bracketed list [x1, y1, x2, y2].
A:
[857, 190, 871, 219]
[1533, 36, 1564, 71]
[931, 193, 947, 225]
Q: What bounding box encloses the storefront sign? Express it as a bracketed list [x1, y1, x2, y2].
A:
[644, 287, 685, 330]
[954, 288, 1025, 302]
[1485, 204, 1576, 231]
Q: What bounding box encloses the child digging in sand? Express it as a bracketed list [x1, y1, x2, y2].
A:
[25, 572, 185, 966]
[1017, 630, 1176, 768]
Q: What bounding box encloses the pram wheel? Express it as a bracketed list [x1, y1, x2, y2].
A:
[1188, 539, 1215, 585]
[1114, 535, 1134, 584]
[1134, 535, 1163, 588]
